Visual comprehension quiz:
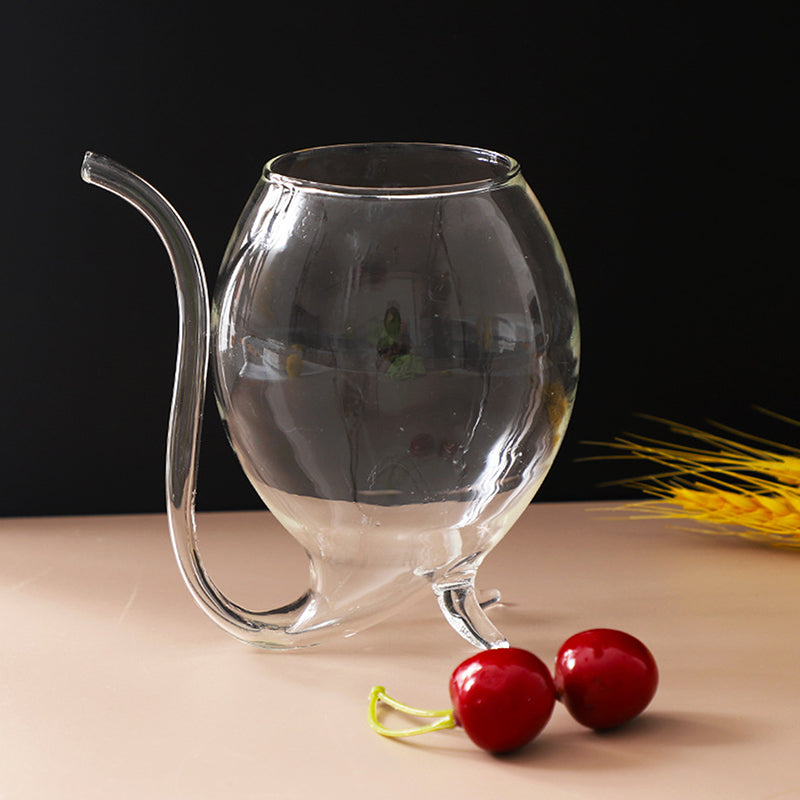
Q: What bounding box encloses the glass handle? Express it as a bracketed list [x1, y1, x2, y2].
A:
[81, 153, 321, 648]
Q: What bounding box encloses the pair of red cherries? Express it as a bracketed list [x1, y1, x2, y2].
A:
[370, 628, 659, 754]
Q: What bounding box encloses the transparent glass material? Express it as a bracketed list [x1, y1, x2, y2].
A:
[81, 143, 579, 650]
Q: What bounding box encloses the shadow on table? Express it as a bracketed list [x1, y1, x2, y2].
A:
[499, 710, 757, 771]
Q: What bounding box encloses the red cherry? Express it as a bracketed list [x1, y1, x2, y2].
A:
[449, 647, 556, 754]
[554, 629, 658, 730]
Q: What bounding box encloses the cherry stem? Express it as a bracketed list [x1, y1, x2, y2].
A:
[368, 686, 456, 738]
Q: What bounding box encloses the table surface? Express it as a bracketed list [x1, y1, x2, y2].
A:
[1, 502, 798, 799]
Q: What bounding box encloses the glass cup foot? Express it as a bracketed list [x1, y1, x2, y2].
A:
[433, 580, 509, 650]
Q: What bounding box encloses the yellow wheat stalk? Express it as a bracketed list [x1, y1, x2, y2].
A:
[587, 411, 800, 549]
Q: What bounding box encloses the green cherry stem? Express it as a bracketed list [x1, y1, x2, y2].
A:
[368, 686, 456, 738]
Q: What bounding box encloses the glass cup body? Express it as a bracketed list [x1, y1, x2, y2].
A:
[211, 143, 579, 641]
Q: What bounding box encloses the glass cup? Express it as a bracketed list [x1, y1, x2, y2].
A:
[81, 143, 579, 649]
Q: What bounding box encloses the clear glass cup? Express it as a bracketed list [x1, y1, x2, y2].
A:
[81, 143, 579, 650]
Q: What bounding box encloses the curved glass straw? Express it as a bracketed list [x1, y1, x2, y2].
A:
[82, 152, 290, 644]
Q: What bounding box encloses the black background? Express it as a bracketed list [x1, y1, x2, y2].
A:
[2, 2, 797, 517]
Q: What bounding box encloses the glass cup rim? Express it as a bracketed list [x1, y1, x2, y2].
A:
[263, 142, 520, 197]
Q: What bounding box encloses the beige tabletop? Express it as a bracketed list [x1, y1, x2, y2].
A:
[1, 502, 798, 799]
